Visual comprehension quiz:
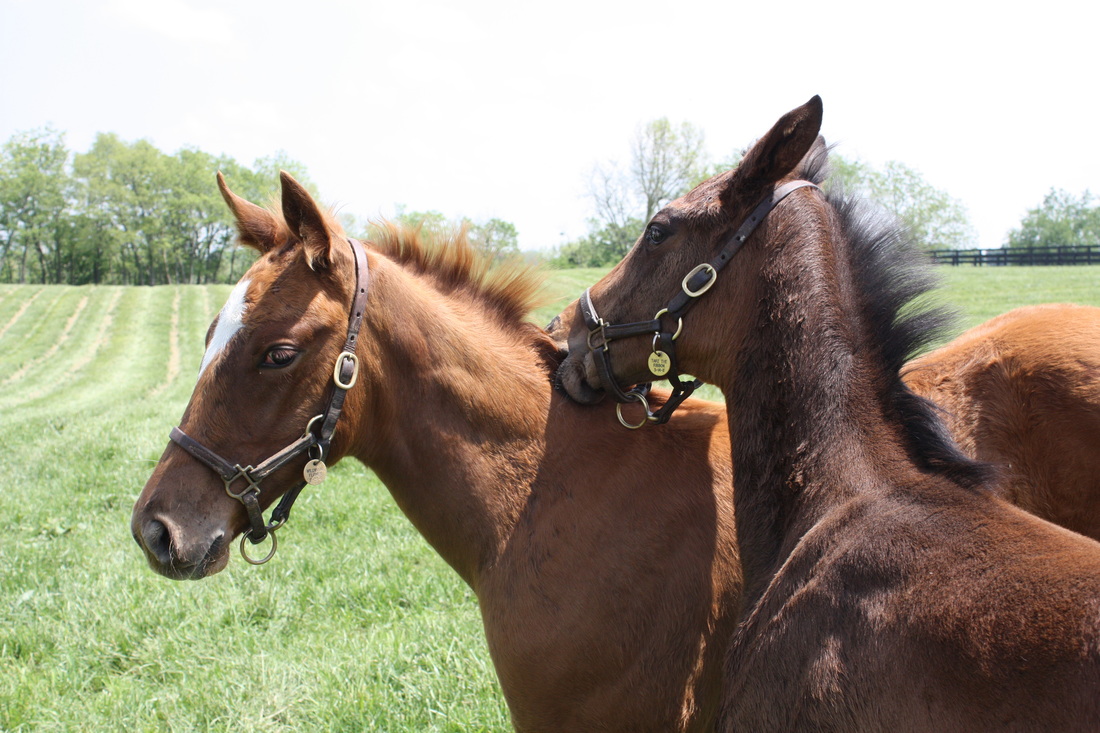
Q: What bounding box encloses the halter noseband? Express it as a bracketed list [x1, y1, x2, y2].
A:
[582, 180, 819, 428]
[168, 237, 370, 564]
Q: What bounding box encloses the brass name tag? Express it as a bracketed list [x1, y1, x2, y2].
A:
[303, 459, 328, 485]
[648, 350, 671, 377]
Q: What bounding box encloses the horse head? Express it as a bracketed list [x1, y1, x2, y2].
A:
[553, 96, 826, 411]
[131, 172, 366, 579]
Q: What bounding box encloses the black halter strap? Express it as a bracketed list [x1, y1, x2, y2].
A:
[169, 237, 370, 560]
[581, 180, 818, 427]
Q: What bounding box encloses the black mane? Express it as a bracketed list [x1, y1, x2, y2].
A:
[802, 150, 992, 489]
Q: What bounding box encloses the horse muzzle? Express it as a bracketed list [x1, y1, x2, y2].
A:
[555, 349, 606, 405]
[131, 509, 232, 580]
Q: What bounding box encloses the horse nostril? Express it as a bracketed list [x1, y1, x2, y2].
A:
[140, 519, 174, 567]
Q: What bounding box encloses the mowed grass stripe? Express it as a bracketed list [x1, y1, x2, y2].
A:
[0, 288, 161, 417]
[0, 284, 17, 311]
[0, 286, 45, 339]
[2, 293, 89, 387]
[148, 288, 182, 398]
[939, 265, 1100, 330]
[64, 287, 124, 379]
[0, 288, 124, 411]
[0, 287, 74, 377]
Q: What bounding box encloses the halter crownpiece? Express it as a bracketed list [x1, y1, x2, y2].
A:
[169, 237, 370, 564]
[581, 180, 819, 428]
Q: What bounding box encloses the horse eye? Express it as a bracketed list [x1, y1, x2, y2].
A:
[260, 347, 299, 369]
[646, 225, 668, 246]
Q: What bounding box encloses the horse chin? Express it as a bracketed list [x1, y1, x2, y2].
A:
[158, 542, 229, 581]
[555, 352, 606, 405]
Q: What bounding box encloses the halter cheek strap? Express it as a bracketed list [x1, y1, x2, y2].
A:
[168, 237, 370, 563]
[581, 180, 819, 428]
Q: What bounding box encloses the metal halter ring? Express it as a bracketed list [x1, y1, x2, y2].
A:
[240, 529, 278, 565]
[682, 263, 717, 297]
[615, 392, 658, 430]
[653, 309, 683, 340]
[303, 414, 324, 438]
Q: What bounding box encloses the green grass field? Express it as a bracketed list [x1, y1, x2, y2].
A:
[1, 264, 1098, 731]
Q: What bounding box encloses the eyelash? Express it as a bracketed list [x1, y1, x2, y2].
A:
[646, 225, 668, 245]
[260, 346, 298, 368]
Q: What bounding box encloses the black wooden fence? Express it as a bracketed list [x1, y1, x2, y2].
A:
[929, 245, 1100, 266]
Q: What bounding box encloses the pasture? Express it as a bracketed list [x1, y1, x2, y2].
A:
[1, 264, 1098, 731]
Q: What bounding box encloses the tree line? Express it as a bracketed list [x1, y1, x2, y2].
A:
[0, 129, 319, 285]
[0, 129, 520, 286]
[2, 125, 1097, 284]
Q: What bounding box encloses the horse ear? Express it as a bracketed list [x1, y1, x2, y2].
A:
[217, 172, 279, 253]
[280, 171, 333, 269]
[730, 95, 824, 196]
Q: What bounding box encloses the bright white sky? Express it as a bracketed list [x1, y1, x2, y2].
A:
[2, 0, 1098, 251]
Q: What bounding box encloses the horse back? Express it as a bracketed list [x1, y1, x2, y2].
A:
[904, 303, 1100, 540]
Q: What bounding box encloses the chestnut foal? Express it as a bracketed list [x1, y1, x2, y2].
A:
[132, 172, 739, 732]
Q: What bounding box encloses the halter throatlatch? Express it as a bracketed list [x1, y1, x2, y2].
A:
[168, 237, 370, 564]
[581, 180, 819, 428]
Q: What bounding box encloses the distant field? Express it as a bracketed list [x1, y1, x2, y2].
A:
[1, 263, 1098, 731]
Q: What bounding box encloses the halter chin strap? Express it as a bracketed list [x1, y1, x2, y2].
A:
[169, 237, 370, 563]
[582, 180, 819, 428]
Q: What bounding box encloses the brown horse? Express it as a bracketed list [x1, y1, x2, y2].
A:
[555, 97, 1100, 731]
[131, 172, 740, 732]
[904, 303, 1100, 541]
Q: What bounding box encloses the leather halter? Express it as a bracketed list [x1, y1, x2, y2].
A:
[581, 180, 819, 428]
[168, 237, 370, 563]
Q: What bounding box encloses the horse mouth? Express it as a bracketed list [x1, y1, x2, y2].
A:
[133, 520, 230, 581]
[554, 351, 606, 405]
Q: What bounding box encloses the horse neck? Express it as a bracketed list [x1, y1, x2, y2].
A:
[345, 257, 550, 588]
[719, 217, 905, 604]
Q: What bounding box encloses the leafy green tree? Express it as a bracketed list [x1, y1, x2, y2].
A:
[0, 128, 317, 284]
[393, 206, 452, 238]
[0, 128, 71, 283]
[468, 217, 519, 263]
[392, 206, 521, 263]
[1006, 188, 1100, 249]
[826, 155, 976, 251]
[549, 217, 644, 268]
[236, 152, 319, 212]
[163, 148, 238, 283]
[632, 118, 706, 222]
[73, 134, 175, 284]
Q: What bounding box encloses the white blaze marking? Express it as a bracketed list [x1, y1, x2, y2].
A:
[199, 278, 250, 378]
